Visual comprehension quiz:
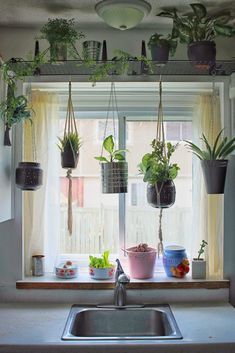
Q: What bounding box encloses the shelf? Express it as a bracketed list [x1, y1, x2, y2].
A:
[31, 59, 235, 77]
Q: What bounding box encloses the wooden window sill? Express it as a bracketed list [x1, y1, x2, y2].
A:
[16, 273, 229, 290]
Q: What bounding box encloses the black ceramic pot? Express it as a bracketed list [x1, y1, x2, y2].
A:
[15, 162, 43, 191]
[187, 41, 216, 69]
[61, 142, 79, 169]
[4, 124, 11, 146]
[147, 180, 176, 208]
[101, 162, 128, 194]
[150, 42, 170, 65]
[201, 160, 228, 194]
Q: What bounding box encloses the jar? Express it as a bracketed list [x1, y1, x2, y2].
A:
[163, 245, 189, 278]
[32, 255, 45, 276]
[15, 162, 43, 191]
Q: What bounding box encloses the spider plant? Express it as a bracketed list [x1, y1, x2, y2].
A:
[185, 129, 235, 160]
[57, 132, 82, 154]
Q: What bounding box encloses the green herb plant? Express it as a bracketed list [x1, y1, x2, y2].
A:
[147, 32, 178, 56]
[89, 250, 113, 269]
[185, 129, 235, 160]
[95, 135, 127, 163]
[157, 3, 235, 45]
[197, 240, 208, 260]
[57, 132, 82, 154]
[138, 139, 180, 184]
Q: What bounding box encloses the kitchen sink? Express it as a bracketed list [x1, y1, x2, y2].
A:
[62, 304, 182, 340]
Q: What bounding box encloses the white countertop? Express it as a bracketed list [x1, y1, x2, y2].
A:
[0, 302, 235, 353]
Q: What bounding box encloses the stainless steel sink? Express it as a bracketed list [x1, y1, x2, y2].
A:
[62, 304, 182, 340]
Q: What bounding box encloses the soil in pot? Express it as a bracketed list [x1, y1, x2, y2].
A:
[101, 162, 128, 194]
[147, 180, 176, 208]
[187, 41, 216, 69]
[201, 160, 228, 194]
[150, 42, 169, 65]
[15, 162, 43, 191]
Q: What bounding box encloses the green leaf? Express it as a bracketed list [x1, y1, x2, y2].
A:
[190, 3, 207, 20]
[214, 24, 235, 37]
[113, 153, 125, 161]
[157, 11, 175, 19]
[94, 156, 109, 162]
[103, 135, 114, 154]
[212, 129, 224, 158]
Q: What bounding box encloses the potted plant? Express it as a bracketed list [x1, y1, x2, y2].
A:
[125, 243, 157, 279]
[158, 3, 235, 68]
[39, 18, 84, 61]
[185, 129, 235, 194]
[95, 135, 128, 194]
[89, 250, 114, 280]
[138, 139, 180, 208]
[192, 240, 208, 279]
[147, 32, 177, 64]
[57, 132, 82, 169]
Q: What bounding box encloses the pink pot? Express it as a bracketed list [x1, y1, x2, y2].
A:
[126, 247, 157, 279]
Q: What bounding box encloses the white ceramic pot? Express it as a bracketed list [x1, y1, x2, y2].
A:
[192, 259, 206, 279]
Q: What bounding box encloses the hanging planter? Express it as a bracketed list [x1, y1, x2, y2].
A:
[57, 81, 82, 235]
[15, 162, 43, 191]
[95, 83, 128, 194]
[96, 135, 128, 194]
[147, 180, 176, 208]
[185, 130, 235, 194]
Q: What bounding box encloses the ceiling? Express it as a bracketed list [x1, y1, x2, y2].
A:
[0, 0, 234, 29]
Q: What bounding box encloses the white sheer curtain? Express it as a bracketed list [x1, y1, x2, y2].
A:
[192, 94, 223, 278]
[24, 91, 60, 275]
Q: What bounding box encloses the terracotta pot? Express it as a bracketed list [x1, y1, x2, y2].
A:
[187, 41, 216, 69]
[147, 180, 176, 208]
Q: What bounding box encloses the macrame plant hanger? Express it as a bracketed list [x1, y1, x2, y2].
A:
[156, 77, 166, 256]
[64, 81, 78, 235]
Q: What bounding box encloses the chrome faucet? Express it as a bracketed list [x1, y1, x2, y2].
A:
[114, 259, 130, 307]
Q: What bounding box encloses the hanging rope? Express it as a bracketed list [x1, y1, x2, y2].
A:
[63, 81, 79, 235]
[155, 77, 166, 256]
[209, 73, 216, 144]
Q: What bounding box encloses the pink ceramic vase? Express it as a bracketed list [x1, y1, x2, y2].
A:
[126, 247, 157, 279]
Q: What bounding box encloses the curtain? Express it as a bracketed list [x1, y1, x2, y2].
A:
[24, 91, 60, 275]
[192, 94, 223, 278]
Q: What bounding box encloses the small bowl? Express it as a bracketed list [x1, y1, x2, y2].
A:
[89, 266, 114, 280]
[55, 261, 78, 279]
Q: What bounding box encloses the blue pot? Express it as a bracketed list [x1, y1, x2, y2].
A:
[163, 245, 189, 278]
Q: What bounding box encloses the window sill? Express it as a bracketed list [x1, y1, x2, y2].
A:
[16, 273, 229, 290]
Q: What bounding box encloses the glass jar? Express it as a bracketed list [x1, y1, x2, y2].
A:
[163, 245, 189, 278]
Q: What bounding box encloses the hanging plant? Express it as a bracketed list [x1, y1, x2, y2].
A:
[185, 129, 235, 194]
[95, 135, 128, 194]
[0, 81, 32, 146]
[57, 81, 82, 235]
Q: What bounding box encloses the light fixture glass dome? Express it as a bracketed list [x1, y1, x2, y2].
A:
[95, 0, 151, 30]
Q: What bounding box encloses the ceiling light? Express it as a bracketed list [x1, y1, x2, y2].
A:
[95, 0, 151, 30]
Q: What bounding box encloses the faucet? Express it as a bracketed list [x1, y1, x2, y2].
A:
[114, 259, 130, 307]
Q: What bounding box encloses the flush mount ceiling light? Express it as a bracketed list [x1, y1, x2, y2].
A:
[95, 0, 151, 30]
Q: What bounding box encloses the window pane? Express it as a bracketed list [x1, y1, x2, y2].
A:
[126, 121, 192, 252]
[166, 122, 181, 141]
[59, 119, 119, 254]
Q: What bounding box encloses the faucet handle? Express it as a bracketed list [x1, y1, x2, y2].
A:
[117, 273, 130, 284]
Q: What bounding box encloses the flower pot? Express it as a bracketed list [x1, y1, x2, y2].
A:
[83, 41, 101, 61]
[187, 41, 216, 69]
[101, 162, 128, 194]
[50, 42, 67, 61]
[89, 266, 114, 280]
[201, 160, 228, 194]
[150, 42, 169, 65]
[125, 246, 157, 279]
[61, 142, 79, 169]
[163, 245, 190, 278]
[192, 259, 206, 279]
[15, 162, 43, 191]
[147, 180, 176, 208]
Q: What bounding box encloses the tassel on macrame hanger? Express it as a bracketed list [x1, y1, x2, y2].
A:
[67, 168, 73, 235]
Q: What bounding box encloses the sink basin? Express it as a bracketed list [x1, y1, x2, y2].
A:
[62, 304, 182, 340]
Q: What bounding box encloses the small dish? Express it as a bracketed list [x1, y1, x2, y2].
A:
[89, 266, 114, 280]
[55, 260, 78, 279]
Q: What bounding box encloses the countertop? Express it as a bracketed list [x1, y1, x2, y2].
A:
[0, 302, 235, 353]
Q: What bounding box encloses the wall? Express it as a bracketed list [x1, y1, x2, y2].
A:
[0, 25, 234, 302]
